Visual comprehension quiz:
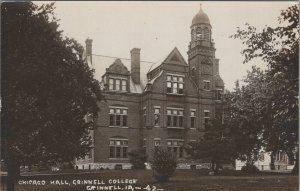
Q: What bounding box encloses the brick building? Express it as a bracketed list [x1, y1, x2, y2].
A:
[76, 6, 224, 170]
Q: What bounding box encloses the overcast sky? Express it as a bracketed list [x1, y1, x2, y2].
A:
[35, 1, 296, 90]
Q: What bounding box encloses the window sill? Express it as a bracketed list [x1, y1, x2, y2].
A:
[108, 158, 129, 160]
[190, 128, 196, 130]
[107, 90, 128, 93]
[167, 127, 184, 129]
[166, 93, 184, 96]
[108, 126, 129, 128]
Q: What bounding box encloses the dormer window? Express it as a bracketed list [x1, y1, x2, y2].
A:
[108, 77, 127, 92]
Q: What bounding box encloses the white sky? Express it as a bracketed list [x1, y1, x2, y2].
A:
[35, 1, 297, 90]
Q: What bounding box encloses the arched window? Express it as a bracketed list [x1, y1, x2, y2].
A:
[191, 29, 195, 41]
[203, 27, 210, 41]
[196, 27, 203, 40]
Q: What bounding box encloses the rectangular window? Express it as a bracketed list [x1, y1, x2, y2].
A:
[115, 79, 120, 91]
[166, 74, 184, 94]
[154, 107, 160, 127]
[216, 89, 222, 100]
[122, 115, 127, 126]
[121, 80, 127, 91]
[122, 147, 127, 158]
[204, 110, 210, 127]
[167, 108, 184, 128]
[109, 79, 114, 90]
[109, 146, 114, 158]
[167, 115, 171, 126]
[173, 82, 178, 94]
[109, 107, 128, 127]
[109, 114, 114, 126]
[109, 139, 128, 158]
[178, 83, 184, 94]
[190, 110, 196, 129]
[204, 80, 210, 90]
[116, 115, 121, 126]
[167, 140, 184, 158]
[167, 82, 172, 93]
[108, 78, 127, 92]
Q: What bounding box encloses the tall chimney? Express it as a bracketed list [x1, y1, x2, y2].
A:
[85, 38, 93, 65]
[131, 48, 141, 84]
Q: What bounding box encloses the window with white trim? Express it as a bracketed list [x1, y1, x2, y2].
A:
[154, 107, 160, 127]
[204, 110, 210, 127]
[204, 80, 210, 90]
[109, 107, 128, 127]
[190, 110, 196, 129]
[167, 108, 184, 127]
[108, 78, 127, 92]
[109, 139, 128, 158]
[166, 74, 184, 94]
[167, 140, 184, 158]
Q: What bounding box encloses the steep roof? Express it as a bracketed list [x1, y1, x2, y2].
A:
[86, 47, 188, 94]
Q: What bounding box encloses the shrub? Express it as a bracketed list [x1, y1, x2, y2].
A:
[241, 163, 260, 173]
[128, 149, 147, 169]
[150, 147, 177, 182]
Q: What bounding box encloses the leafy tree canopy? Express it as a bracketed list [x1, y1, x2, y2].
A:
[1, 1, 102, 174]
[231, 5, 299, 172]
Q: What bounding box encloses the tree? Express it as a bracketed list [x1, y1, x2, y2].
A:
[150, 147, 177, 182]
[186, 114, 237, 175]
[1, 2, 103, 191]
[231, 5, 299, 173]
[228, 69, 270, 165]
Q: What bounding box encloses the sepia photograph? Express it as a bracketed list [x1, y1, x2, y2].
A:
[1, 1, 299, 191]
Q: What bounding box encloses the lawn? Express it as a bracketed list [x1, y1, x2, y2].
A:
[1, 170, 298, 191]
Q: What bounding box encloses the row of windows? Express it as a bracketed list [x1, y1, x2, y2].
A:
[144, 139, 185, 158]
[109, 78, 127, 91]
[107, 75, 222, 100]
[109, 107, 210, 128]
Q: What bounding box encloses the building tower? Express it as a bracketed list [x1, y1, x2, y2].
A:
[188, 5, 223, 95]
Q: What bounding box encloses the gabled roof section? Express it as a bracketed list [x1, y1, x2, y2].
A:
[106, 59, 130, 75]
[163, 47, 187, 65]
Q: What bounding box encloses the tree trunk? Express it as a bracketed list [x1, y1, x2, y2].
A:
[270, 151, 275, 170]
[211, 159, 215, 172]
[214, 159, 220, 175]
[291, 150, 298, 175]
[7, 159, 18, 191]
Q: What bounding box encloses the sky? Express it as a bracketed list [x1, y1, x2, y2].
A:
[35, 1, 297, 90]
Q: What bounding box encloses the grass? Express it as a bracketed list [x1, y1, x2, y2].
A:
[1, 169, 298, 191]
